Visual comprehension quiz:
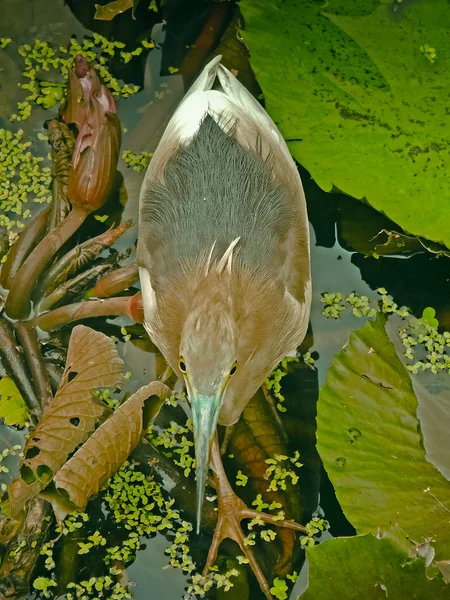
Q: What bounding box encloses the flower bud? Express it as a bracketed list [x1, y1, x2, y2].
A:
[67, 113, 121, 213]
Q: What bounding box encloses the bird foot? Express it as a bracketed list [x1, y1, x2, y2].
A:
[203, 437, 306, 600]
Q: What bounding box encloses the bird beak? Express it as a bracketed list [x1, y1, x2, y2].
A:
[190, 391, 223, 534]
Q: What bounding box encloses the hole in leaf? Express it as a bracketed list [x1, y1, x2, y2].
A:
[21, 466, 36, 484]
[36, 465, 53, 482]
[56, 487, 70, 500]
[68, 370, 78, 382]
[25, 446, 40, 459]
[70, 417, 80, 427]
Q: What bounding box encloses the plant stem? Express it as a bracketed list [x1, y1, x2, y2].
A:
[5, 207, 89, 320]
[14, 322, 53, 411]
[33, 296, 138, 332]
[0, 207, 50, 290]
[0, 318, 39, 414]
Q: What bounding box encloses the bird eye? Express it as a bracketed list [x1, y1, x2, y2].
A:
[179, 359, 187, 373]
[229, 363, 237, 376]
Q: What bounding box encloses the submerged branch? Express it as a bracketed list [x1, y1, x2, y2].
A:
[0, 498, 52, 598]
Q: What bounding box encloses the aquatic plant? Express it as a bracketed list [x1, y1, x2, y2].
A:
[240, 0, 450, 250]
[5, 56, 121, 319]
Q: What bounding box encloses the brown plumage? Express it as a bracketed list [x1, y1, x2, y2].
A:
[137, 55, 310, 528]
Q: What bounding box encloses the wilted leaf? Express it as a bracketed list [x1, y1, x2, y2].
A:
[94, 0, 134, 20]
[300, 534, 449, 599]
[316, 314, 450, 559]
[4, 325, 124, 519]
[49, 381, 169, 516]
[0, 377, 29, 427]
[240, 0, 450, 249]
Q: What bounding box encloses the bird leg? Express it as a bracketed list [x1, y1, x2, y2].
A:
[219, 423, 237, 455]
[203, 435, 306, 600]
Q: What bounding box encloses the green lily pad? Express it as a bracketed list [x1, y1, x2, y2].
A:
[386, 316, 450, 483]
[300, 534, 449, 599]
[316, 313, 450, 559]
[0, 376, 29, 427]
[239, 0, 450, 249]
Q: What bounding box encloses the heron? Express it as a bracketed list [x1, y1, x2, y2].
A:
[137, 55, 311, 598]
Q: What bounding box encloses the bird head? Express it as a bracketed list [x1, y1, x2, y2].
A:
[179, 298, 238, 533]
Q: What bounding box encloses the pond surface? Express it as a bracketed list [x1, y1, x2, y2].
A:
[1, 1, 449, 599]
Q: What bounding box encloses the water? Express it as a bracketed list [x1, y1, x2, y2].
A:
[0, 1, 448, 599]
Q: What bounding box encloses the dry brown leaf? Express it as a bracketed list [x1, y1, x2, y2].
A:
[5, 325, 124, 519]
[48, 381, 170, 517]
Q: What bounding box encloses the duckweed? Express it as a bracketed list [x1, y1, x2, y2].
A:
[299, 516, 330, 548]
[235, 470, 248, 486]
[147, 417, 196, 477]
[0, 128, 52, 250]
[264, 451, 302, 492]
[33, 577, 57, 598]
[270, 577, 289, 600]
[10, 34, 148, 122]
[264, 355, 299, 412]
[67, 577, 131, 600]
[420, 43, 437, 63]
[122, 149, 153, 171]
[320, 288, 450, 374]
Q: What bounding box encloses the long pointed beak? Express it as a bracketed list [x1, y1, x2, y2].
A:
[191, 392, 222, 534]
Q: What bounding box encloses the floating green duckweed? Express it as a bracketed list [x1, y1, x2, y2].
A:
[270, 577, 289, 600]
[147, 417, 196, 477]
[264, 451, 302, 492]
[420, 43, 437, 63]
[33, 577, 57, 598]
[67, 577, 131, 600]
[299, 516, 330, 548]
[7, 34, 149, 122]
[0, 128, 52, 249]
[40, 541, 56, 570]
[235, 469, 248, 487]
[122, 149, 153, 171]
[320, 288, 450, 374]
[320, 292, 346, 319]
[0, 444, 22, 477]
[264, 355, 299, 412]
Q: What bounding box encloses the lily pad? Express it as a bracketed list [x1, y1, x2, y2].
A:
[0, 377, 29, 427]
[240, 0, 450, 249]
[386, 315, 450, 482]
[300, 534, 449, 599]
[316, 313, 450, 559]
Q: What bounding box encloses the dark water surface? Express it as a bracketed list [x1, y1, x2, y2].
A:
[1, 1, 449, 599]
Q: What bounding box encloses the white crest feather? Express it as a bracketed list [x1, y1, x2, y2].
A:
[204, 241, 217, 276]
[216, 237, 241, 274]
